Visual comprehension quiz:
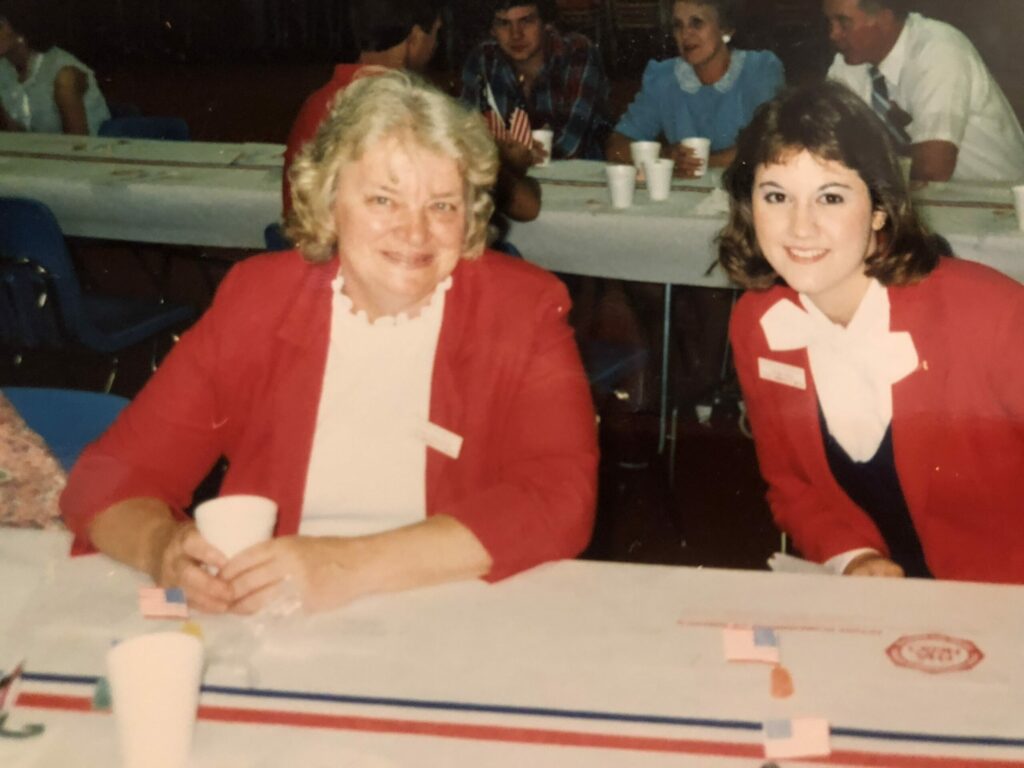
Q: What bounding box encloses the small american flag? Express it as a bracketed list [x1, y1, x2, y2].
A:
[762, 718, 831, 759]
[723, 625, 780, 663]
[481, 78, 532, 146]
[138, 587, 189, 620]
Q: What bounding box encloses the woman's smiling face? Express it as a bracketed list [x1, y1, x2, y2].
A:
[752, 148, 887, 324]
[333, 132, 467, 321]
[672, 1, 729, 72]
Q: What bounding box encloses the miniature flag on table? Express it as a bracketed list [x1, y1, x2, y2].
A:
[723, 625, 780, 663]
[138, 587, 189, 619]
[762, 718, 831, 759]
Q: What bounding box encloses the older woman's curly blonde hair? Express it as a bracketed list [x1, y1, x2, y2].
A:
[285, 68, 499, 263]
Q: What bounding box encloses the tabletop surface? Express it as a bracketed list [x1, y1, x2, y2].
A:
[1, 134, 1021, 283]
[1, 528, 1022, 767]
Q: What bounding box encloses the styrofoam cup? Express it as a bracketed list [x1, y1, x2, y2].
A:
[195, 494, 277, 559]
[605, 164, 637, 209]
[531, 128, 553, 167]
[629, 141, 661, 176]
[107, 632, 204, 768]
[644, 158, 675, 202]
[679, 137, 711, 178]
[1012, 185, 1024, 232]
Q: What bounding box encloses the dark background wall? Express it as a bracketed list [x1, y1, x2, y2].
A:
[18, 0, 1024, 138]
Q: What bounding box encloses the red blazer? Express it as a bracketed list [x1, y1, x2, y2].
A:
[731, 258, 1024, 583]
[61, 250, 599, 581]
[282, 63, 365, 216]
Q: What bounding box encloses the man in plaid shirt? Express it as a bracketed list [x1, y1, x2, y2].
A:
[460, 0, 611, 161]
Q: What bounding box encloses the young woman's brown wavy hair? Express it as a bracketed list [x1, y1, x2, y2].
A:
[717, 80, 942, 290]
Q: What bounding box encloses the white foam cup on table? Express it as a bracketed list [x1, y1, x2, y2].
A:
[107, 632, 204, 768]
[643, 158, 675, 202]
[195, 494, 278, 559]
[605, 164, 637, 209]
[679, 136, 711, 177]
[1012, 185, 1024, 232]
[531, 128, 553, 167]
[629, 140, 661, 176]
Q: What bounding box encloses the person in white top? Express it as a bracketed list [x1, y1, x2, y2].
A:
[0, 3, 110, 134]
[823, 0, 1024, 183]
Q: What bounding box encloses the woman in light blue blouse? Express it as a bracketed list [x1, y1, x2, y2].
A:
[0, 4, 110, 134]
[606, 0, 783, 177]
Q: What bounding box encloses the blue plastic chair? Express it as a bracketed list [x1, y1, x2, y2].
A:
[3, 387, 129, 471]
[98, 116, 191, 141]
[579, 338, 648, 397]
[0, 197, 196, 382]
[263, 222, 293, 252]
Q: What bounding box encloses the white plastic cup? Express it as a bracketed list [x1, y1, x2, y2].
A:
[643, 158, 675, 202]
[107, 632, 204, 768]
[531, 128, 553, 167]
[194, 494, 278, 559]
[1012, 185, 1024, 232]
[605, 164, 637, 209]
[679, 137, 711, 178]
[629, 141, 661, 176]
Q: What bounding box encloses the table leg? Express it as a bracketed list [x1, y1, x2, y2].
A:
[658, 282, 672, 454]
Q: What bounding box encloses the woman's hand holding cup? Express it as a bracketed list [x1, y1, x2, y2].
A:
[153, 521, 233, 613]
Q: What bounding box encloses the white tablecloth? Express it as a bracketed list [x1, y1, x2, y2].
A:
[0, 134, 281, 249]
[510, 160, 1024, 286]
[1, 137, 1020, 286]
[1, 529, 1022, 767]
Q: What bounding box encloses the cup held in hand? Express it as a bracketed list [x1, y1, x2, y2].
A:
[194, 494, 278, 560]
[531, 128, 553, 167]
[679, 137, 711, 178]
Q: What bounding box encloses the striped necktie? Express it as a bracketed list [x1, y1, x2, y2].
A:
[869, 65, 912, 153]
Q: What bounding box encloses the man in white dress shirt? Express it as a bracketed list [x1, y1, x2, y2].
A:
[823, 0, 1024, 182]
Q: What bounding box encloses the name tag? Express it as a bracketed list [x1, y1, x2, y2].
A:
[414, 421, 463, 459]
[758, 357, 806, 390]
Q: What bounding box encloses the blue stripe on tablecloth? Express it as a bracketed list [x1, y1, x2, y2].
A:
[22, 670, 1024, 750]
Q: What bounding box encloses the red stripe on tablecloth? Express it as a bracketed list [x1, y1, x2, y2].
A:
[16, 692, 1024, 767]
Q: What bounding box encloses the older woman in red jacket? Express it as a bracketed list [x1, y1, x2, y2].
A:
[62, 70, 597, 613]
[719, 81, 1024, 583]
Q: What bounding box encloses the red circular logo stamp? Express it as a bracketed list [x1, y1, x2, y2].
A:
[886, 634, 983, 674]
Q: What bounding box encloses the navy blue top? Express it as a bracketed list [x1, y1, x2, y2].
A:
[820, 408, 932, 578]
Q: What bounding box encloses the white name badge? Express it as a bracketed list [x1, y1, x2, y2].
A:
[758, 357, 806, 390]
[414, 421, 463, 459]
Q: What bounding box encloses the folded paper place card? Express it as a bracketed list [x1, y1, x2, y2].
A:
[139, 587, 189, 620]
[723, 625, 780, 664]
[763, 717, 831, 759]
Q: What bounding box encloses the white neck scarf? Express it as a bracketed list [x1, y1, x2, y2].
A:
[759, 280, 919, 462]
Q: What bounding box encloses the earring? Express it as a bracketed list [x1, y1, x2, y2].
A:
[722, 33, 732, 44]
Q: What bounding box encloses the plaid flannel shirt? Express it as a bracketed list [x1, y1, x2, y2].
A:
[460, 26, 611, 160]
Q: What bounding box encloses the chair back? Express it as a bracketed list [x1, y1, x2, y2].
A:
[263, 222, 293, 252]
[98, 116, 191, 141]
[2, 387, 130, 470]
[0, 198, 90, 350]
